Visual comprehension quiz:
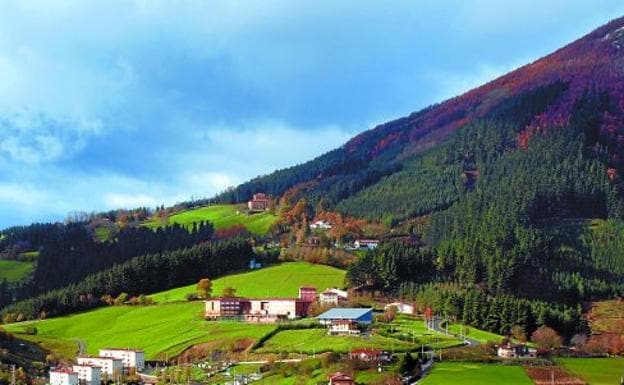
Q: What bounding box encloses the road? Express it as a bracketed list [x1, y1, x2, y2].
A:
[428, 316, 481, 347]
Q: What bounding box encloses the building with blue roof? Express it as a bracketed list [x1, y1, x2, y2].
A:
[317, 308, 373, 325]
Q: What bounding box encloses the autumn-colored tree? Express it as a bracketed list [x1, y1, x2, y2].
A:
[383, 306, 398, 323]
[530, 326, 562, 349]
[222, 286, 237, 298]
[510, 325, 527, 342]
[197, 278, 213, 299]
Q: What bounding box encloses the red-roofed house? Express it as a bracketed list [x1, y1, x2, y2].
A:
[248, 193, 270, 212]
[349, 348, 383, 362]
[328, 372, 354, 385]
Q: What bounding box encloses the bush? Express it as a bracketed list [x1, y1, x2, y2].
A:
[24, 325, 37, 335]
[185, 293, 199, 301]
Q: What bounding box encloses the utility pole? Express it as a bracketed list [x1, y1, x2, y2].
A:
[10, 365, 16, 385]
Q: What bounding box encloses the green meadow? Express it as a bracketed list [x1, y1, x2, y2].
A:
[151, 262, 346, 302]
[420, 362, 533, 385]
[446, 323, 506, 344]
[0, 260, 34, 283]
[557, 357, 624, 385]
[143, 204, 279, 235]
[3, 302, 274, 360]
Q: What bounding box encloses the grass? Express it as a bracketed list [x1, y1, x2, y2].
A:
[557, 357, 624, 385]
[420, 362, 533, 385]
[143, 204, 279, 235]
[381, 316, 463, 349]
[447, 323, 506, 344]
[151, 262, 346, 302]
[0, 260, 34, 283]
[255, 328, 415, 354]
[2, 302, 275, 360]
[94, 226, 113, 241]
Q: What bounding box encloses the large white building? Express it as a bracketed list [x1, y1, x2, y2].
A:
[319, 288, 348, 306]
[49, 370, 79, 385]
[76, 356, 124, 376]
[72, 365, 101, 385]
[99, 348, 145, 371]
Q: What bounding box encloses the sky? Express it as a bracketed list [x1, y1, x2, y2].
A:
[1, 1, 624, 227]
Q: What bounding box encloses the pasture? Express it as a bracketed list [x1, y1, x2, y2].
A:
[420, 362, 533, 385]
[151, 262, 346, 302]
[144, 204, 279, 235]
[447, 323, 506, 344]
[0, 260, 34, 283]
[557, 358, 624, 385]
[3, 302, 274, 360]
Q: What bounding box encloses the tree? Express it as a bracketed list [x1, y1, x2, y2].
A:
[399, 352, 416, 374]
[222, 287, 237, 298]
[510, 325, 527, 342]
[196, 278, 213, 299]
[530, 326, 562, 350]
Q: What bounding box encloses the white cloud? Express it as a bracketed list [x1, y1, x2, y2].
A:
[103, 193, 158, 208]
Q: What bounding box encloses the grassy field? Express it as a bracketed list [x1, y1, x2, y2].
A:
[255, 328, 415, 354]
[420, 362, 533, 385]
[0, 260, 34, 282]
[3, 302, 275, 360]
[381, 316, 463, 349]
[151, 262, 346, 302]
[447, 323, 506, 344]
[557, 358, 624, 385]
[143, 204, 279, 235]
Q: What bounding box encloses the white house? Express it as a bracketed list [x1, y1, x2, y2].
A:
[385, 302, 415, 315]
[319, 288, 348, 305]
[99, 348, 145, 371]
[328, 320, 360, 336]
[49, 370, 79, 385]
[497, 343, 538, 359]
[354, 239, 379, 249]
[72, 365, 101, 385]
[310, 220, 332, 230]
[76, 356, 124, 376]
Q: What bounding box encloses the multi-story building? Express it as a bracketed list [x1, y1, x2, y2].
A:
[49, 369, 79, 385]
[99, 348, 145, 371]
[72, 365, 101, 385]
[76, 356, 123, 377]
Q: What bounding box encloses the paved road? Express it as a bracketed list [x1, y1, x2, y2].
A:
[428, 317, 481, 347]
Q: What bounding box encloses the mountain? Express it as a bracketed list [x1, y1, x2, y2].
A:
[215, 16, 624, 223]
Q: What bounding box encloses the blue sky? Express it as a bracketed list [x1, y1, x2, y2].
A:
[1, 1, 624, 227]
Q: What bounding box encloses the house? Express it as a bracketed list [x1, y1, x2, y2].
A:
[319, 288, 348, 306]
[328, 372, 354, 385]
[247, 193, 270, 212]
[76, 356, 124, 376]
[249, 259, 262, 269]
[328, 320, 361, 336]
[72, 365, 102, 385]
[49, 369, 79, 385]
[385, 302, 415, 315]
[354, 239, 379, 249]
[99, 348, 145, 371]
[318, 308, 374, 327]
[205, 287, 314, 322]
[497, 343, 538, 359]
[310, 220, 332, 230]
[349, 348, 388, 362]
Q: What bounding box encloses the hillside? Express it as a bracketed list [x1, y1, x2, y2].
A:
[143, 204, 278, 235]
[0, 260, 33, 283]
[1, 263, 345, 360]
[152, 262, 345, 302]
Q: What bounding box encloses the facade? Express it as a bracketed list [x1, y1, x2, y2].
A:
[328, 372, 354, 385]
[354, 239, 379, 249]
[247, 193, 270, 212]
[72, 365, 102, 385]
[328, 320, 360, 336]
[497, 343, 538, 359]
[385, 302, 415, 315]
[205, 288, 313, 322]
[49, 370, 79, 385]
[99, 348, 145, 371]
[319, 288, 348, 306]
[349, 348, 383, 362]
[317, 308, 374, 326]
[76, 356, 123, 376]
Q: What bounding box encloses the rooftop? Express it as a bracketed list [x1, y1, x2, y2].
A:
[100, 348, 145, 353]
[317, 308, 373, 320]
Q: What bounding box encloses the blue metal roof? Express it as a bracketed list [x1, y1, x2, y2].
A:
[317, 308, 373, 320]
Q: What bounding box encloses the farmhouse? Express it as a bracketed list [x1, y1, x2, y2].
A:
[49, 369, 79, 385]
[497, 343, 538, 359]
[310, 220, 332, 230]
[317, 308, 374, 330]
[319, 288, 348, 306]
[354, 239, 379, 249]
[328, 372, 354, 385]
[328, 320, 361, 336]
[76, 356, 124, 376]
[247, 193, 270, 212]
[72, 365, 102, 385]
[99, 348, 145, 371]
[384, 302, 415, 315]
[205, 287, 314, 322]
[349, 348, 391, 363]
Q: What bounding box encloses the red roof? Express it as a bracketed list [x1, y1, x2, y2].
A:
[350, 348, 382, 355]
[329, 372, 353, 381]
